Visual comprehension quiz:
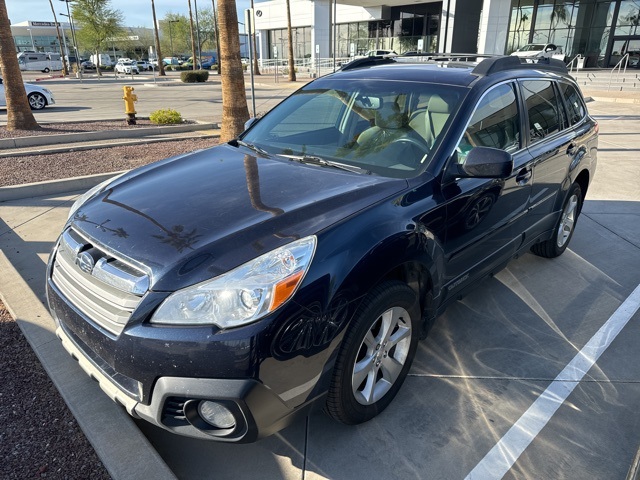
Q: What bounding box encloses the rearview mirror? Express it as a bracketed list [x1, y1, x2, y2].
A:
[355, 95, 382, 110]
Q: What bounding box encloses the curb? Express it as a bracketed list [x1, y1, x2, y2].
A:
[0, 133, 220, 159]
[0, 171, 125, 203]
[589, 96, 640, 104]
[0, 252, 177, 480]
[0, 123, 217, 150]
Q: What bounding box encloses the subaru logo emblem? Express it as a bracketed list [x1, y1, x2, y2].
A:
[76, 251, 95, 274]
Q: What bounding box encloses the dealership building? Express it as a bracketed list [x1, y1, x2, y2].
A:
[254, 0, 640, 67]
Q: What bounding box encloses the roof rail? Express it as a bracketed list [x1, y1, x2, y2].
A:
[339, 56, 397, 71]
[472, 56, 568, 76]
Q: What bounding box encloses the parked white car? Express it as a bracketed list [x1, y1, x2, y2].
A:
[115, 61, 140, 75]
[0, 78, 55, 110]
[511, 44, 566, 61]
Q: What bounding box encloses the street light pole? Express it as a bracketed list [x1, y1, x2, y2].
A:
[27, 28, 36, 51]
[194, 0, 201, 65]
[59, 0, 81, 76]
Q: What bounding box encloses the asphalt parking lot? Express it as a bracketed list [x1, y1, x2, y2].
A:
[1, 70, 300, 124]
[0, 86, 639, 478]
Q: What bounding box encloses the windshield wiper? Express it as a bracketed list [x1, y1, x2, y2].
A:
[277, 154, 367, 174]
[235, 139, 270, 157]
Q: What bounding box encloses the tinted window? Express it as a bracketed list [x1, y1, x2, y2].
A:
[558, 82, 586, 125]
[457, 83, 520, 159]
[521, 80, 564, 143]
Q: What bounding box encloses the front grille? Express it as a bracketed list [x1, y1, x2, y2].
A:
[51, 228, 149, 336]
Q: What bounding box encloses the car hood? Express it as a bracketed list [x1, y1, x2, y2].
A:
[70, 144, 408, 290]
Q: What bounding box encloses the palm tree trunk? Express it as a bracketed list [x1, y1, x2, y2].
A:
[250, 0, 260, 75]
[48, 0, 68, 76]
[286, 0, 296, 81]
[187, 0, 198, 70]
[218, 0, 250, 141]
[0, 0, 40, 130]
[151, 0, 166, 76]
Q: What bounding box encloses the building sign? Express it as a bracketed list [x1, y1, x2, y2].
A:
[106, 36, 140, 42]
[30, 21, 60, 27]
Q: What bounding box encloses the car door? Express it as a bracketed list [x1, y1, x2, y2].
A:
[0, 80, 5, 107]
[440, 81, 533, 301]
[519, 79, 576, 236]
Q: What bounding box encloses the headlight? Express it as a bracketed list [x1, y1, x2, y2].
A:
[67, 172, 126, 220]
[150, 236, 317, 328]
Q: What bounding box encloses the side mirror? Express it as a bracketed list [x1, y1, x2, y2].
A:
[451, 146, 513, 179]
[244, 117, 258, 131]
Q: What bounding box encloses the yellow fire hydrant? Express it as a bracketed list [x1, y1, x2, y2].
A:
[122, 86, 138, 125]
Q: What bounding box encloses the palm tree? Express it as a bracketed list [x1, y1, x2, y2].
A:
[187, 0, 198, 70]
[48, 0, 68, 76]
[151, 0, 166, 76]
[550, 5, 569, 43]
[0, 0, 40, 130]
[250, 0, 260, 75]
[286, 0, 296, 81]
[217, 0, 250, 141]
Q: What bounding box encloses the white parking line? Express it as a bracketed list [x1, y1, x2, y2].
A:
[465, 283, 640, 480]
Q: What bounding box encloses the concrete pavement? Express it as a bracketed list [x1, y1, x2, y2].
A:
[1, 98, 640, 479]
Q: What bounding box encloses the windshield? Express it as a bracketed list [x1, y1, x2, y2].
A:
[241, 78, 465, 178]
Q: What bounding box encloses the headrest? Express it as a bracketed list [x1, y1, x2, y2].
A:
[375, 102, 408, 129]
[428, 94, 453, 114]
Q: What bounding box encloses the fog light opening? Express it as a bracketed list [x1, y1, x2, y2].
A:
[198, 400, 236, 429]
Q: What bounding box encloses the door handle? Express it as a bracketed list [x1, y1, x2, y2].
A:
[516, 167, 532, 185]
[566, 143, 577, 156]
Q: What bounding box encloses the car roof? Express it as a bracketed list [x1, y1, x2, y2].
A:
[330, 56, 569, 87]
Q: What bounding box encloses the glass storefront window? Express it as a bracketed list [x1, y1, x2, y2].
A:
[616, 0, 640, 36]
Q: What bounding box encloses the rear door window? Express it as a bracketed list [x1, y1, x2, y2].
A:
[521, 80, 565, 144]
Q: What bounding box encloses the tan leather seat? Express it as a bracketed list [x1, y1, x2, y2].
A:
[409, 94, 453, 147]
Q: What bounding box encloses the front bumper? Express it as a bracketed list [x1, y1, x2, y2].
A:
[54, 316, 320, 442]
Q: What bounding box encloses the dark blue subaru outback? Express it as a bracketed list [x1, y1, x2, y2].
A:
[46, 56, 597, 442]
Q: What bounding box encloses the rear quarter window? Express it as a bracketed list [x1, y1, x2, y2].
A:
[558, 82, 586, 125]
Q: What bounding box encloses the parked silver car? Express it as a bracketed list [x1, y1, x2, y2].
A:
[0, 78, 55, 110]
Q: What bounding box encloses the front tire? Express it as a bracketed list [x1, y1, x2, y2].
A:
[326, 281, 420, 425]
[531, 182, 583, 258]
[28, 92, 47, 110]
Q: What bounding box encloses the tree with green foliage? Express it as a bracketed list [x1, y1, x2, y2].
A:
[72, 0, 124, 75]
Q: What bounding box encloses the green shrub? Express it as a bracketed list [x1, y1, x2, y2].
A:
[149, 108, 182, 125]
[180, 70, 210, 83]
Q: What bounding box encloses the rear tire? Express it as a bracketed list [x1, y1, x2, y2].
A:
[42, 67, 50, 73]
[326, 281, 420, 425]
[531, 182, 583, 258]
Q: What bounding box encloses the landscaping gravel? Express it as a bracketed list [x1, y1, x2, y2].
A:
[0, 301, 110, 479]
[0, 137, 219, 187]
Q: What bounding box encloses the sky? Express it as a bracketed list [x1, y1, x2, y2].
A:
[7, 0, 252, 29]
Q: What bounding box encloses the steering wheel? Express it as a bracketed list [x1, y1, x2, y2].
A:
[390, 135, 430, 164]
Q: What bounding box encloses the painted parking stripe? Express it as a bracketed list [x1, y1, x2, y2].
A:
[465, 283, 640, 480]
